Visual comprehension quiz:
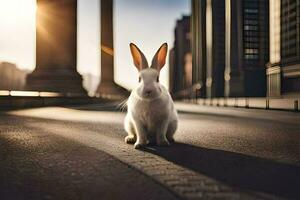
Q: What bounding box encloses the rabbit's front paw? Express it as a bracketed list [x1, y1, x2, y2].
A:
[157, 139, 170, 146]
[134, 142, 147, 149]
[125, 135, 136, 144]
[168, 137, 175, 143]
[134, 138, 149, 149]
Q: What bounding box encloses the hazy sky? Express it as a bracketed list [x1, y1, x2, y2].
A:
[0, 0, 190, 90]
[0, 0, 36, 70]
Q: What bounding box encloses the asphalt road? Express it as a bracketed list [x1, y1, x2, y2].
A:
[0, 102, 299, 200]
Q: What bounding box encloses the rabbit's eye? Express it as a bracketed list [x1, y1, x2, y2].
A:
[156, 76, 159, 82]
[138, 77, 141, 82]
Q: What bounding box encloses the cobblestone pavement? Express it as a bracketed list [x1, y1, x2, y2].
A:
[0, 103, 299, 200]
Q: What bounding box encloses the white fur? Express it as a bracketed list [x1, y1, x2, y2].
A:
[124, 43, 178, 149]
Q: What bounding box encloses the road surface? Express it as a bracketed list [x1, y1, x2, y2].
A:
[0, 102, 299, 200]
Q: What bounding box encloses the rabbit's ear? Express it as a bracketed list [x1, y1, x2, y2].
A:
[130, 43, 148, 71]
[151, 43, 168, 71]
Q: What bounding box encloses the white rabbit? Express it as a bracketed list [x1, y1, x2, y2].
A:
[124, 43, 178, 149]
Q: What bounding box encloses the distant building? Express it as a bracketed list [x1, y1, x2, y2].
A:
[168, 48, 175, 95]
[0, 62, 28, 90]
[169, 15, 191, 98]
[267, 0, 300, 96]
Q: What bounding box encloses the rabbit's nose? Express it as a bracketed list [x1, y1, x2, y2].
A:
[144, 90, 152, 96]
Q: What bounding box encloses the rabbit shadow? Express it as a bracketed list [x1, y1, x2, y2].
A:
[142, 142, 300, 199]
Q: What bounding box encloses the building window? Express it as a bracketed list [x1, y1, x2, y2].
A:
[245, 48, 259, 54]
[280, 0, 300, 61]
[244, 25, 258, 31]
[245, 9, 258, 13]
[245, 54, 259, 59]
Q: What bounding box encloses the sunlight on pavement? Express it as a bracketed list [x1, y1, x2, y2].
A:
[7, 104, 300, 165]
[8, 107, 125, 124]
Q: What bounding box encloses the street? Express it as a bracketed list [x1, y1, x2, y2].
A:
[0, 103, 299, 200]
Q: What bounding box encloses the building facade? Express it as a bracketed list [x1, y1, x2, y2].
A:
[190, 0, 269, 99]
[225, 0, 269, 97]
[267, 0, 300, 97]
[243, 0, 269, 97]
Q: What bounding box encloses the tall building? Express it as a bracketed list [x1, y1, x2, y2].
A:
[225, 0, 269, 97]
[190, 0, 300, 99]
[243, 0, 269, 97]
[191, 0, 269, 99]
[267, 0, 300, 96]
[169, 16, 191, 98]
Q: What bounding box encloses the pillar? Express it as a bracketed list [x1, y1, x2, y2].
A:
[224, 0, 245, 97]
[205, 0, 225, 98]
[26, 0, 86, 94]
[95, 0, 128, 98]
[191, 0, 207, 98]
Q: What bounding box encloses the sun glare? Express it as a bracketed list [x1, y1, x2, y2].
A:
[0, 0, 36, 23]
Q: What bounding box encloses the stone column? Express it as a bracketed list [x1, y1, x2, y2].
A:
[26, 0, 86, 94]
[205, 0, 225, 98]
[95, 0, 128, 98]
[191, 0, 206, 98]
[224, 0, 244, 97]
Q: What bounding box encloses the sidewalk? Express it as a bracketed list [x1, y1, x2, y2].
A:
[175, 101, 300, 125]
[184, 97, 300, 111]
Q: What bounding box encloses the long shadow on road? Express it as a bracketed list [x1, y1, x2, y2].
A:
[143, 143, 300, 199]
[3, 107, 300, 199]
